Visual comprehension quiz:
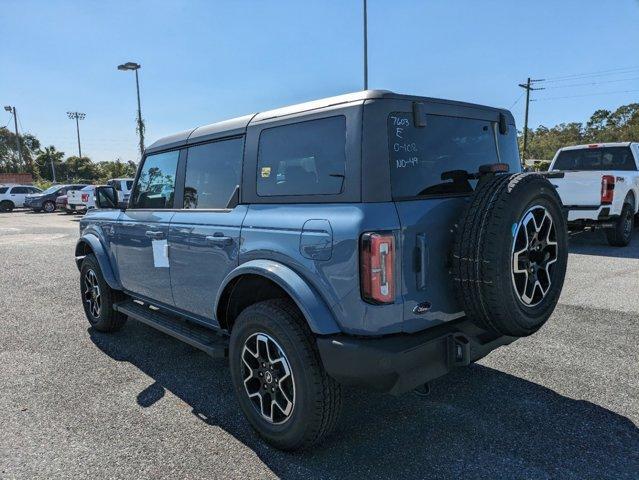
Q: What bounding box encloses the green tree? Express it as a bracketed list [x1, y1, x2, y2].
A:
[34, 146, 65, 181]
[63, 156, 98, 182]
[96, 158, 137, 182]
[0, 127, 41, 175]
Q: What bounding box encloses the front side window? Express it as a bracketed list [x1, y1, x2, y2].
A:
[257, 116, 346, 197]
[11, 187, 29, 194]
[183, 137, 244, 209]
[131, 150, 179, 209]
[388, 113, 514, 198]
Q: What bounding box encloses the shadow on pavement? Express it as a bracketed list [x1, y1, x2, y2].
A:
[90, 321, 638, 480]
[569, 228, 639, 259]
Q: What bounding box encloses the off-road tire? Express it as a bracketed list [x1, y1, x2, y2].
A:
[80, 254, 127, 332]
[0, 200, 14, 212]
[43, 200, 56, 213]
[229, 299, 342, 451]
[606, 202, 634, 247]
[452, 173, 568, 337]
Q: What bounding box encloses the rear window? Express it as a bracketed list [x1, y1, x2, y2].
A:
[0, 187, 8, 194]
[388, 113, 519, 198]
[553, 147, 636, 171]
[257, 116, 346, 197]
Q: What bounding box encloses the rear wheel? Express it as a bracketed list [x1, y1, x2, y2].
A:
[452, 173, 568, 337]
[43, 200, 56, 213]
[80, 254, 127, 332]
[0, 200, 14, 212]
[606, 203, 634, 247]
[229, 299, 342, 450]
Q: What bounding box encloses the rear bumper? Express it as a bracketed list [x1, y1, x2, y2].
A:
[317, 318, 516, 395]
[565, 205, 614, 222]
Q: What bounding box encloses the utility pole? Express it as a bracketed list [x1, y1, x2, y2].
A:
[363, 0, 368, 90]
[117, 62, 145, 158]
[67, 111, 86, 158]
[51, 157, 57, 183]
[3, 105, 23, 167]
[518, 77, 544, 161]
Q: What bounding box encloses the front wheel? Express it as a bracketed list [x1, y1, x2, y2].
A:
[229, 299, 342, 450]
[80, 254, 127, 332]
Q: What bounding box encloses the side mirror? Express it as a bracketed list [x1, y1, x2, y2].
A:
[95, 186, 119, 209]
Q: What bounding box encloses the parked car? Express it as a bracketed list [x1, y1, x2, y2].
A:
[106, 178, 134, 207]
[76, 90, 568, 450]
[548, 142, 639, 246]
[66, 185, 98, 214]
[56, 194, 68, 212]
[25, 184, 87, 213]
[0, 185, 42, 211]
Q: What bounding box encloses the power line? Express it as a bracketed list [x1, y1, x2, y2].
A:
[508, 91, 525, 109]
[531, 88, 639, 101]
[540, 65, 639, 82]
[542, 76, 639, 90]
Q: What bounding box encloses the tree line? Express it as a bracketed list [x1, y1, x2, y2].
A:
[0, 127, 137, 186]
[521, 103, 639, 163]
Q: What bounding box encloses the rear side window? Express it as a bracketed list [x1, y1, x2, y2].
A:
[388, 113, 514, 198]
[0, 187, 8, 194]
[183, 137, 244, 209]
[257, 116, 346, 197]
[131, 150, 179, 209]
[553, 147, 636, 171]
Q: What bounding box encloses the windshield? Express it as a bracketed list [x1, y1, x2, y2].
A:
[553, 147, 636, 171]
[388, 113, 520, 199]
[41, 186, 63, 195]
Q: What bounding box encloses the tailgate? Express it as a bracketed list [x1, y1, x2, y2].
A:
[550, 171, 602, 207]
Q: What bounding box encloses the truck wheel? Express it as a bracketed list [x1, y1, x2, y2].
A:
[606, 203, 634, 247]
[80, 254, 127, 332]
[43, 201, 56, 213]
[0, 200, 14, 212]
[229, 299, 342, 450]
[452, 173, 568, 337]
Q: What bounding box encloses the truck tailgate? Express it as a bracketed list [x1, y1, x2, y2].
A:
[550, 171, 602, 206]
[67, 190, 84, 204]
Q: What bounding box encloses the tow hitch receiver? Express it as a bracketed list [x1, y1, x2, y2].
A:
[449, 333, 470, 367]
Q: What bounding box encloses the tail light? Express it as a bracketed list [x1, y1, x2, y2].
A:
[601, 175, 615, 205]
[360, 232, 395, 304]
[81, 193, 89, 202]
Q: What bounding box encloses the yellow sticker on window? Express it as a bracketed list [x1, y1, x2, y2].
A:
[261, 167, 271, 178]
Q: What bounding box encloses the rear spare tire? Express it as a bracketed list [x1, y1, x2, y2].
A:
[452, 173, 568, 337]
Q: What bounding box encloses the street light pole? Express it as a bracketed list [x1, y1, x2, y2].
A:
[67, 111, 86, 158]
[4, 105, 23, 166]
[118, 61, 145, 158]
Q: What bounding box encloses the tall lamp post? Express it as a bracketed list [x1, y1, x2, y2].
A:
[117, 61, 145, 158]
[4, 105, 23, 166]
[67, 111, 86, 158]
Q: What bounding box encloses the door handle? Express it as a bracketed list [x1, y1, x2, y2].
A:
[145, 230, 165, 240]
[206, 233, 233, 247]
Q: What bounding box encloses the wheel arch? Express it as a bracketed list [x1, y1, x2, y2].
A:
[75, 234, 122, 290]
[624, 189, 636, 211]
[215, 260, 341, 336]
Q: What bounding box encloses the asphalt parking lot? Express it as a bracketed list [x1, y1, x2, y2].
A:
[1, 210, 637, 480]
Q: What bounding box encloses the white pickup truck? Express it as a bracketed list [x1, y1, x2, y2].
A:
[548, 142, 639, 246]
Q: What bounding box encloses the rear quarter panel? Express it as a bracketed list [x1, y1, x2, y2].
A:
[240, 203, 403, 335]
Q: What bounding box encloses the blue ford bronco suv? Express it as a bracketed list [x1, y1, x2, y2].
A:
[76, 90, 568, 450]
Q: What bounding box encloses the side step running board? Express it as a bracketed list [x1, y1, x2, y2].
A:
[114, 300, 228, 358]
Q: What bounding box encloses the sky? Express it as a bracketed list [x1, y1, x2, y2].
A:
[2, 0, 639, 163]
